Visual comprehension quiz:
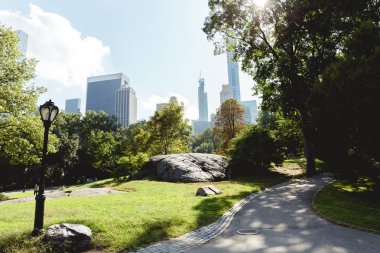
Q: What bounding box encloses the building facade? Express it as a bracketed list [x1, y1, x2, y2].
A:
[220, 84, 231, 104]
[241, 100, 258, 124]
[86, 73, 137, 127]
[227, 50, 241, 101]
[156, 96, 178, 111]
[65, 98, 81, 114]
[15, 30, 28, 55]
[115, 86, 137, 128]
[192, 120, 210, 135]
[198, 77, 208, 122]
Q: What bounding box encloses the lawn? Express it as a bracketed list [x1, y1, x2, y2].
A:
[0, 175, 289, 252]
[313, 178, 380, 233]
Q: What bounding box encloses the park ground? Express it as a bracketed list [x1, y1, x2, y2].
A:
[1, 160, 379, 252]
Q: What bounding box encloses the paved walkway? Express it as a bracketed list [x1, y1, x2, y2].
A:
[131, 175, 380, 253]
[191, 175, 380, 253]
[0, 188, 125, 204]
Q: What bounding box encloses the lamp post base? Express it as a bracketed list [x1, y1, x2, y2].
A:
[31, 228, 45, 236]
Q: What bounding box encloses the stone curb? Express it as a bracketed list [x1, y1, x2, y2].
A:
[130, 180, 293, 253]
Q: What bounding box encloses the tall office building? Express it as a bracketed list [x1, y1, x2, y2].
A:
[86, 73, 137, 127]
[15, 30, 28, 55]
[241, 100, 258, 124]
[115, 85, 137, 128]
[227, 50, 241, 101]
[198, 76, 208, 121]
[65, 98, 81, 113]
[156, 96, 178, 111]
[220, 84, 231, 104]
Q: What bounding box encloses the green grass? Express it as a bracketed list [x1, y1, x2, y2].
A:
[0, 193, 9, 201]
[314, 179, 380, 233]
[0, 175, 288, 252]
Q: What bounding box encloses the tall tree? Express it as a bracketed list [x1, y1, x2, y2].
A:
[214, 99, 245, 152]
[0, 25, 43, 124]
[147, 100, 191, 155]
[203, 0, 375, 176]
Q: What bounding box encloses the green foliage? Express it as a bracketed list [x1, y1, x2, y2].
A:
[203, 0, 379, 176]
[311, 22, 380, 179]
[116, 152, 150, 179]
[0, 193, 9, 201]
[0, 25, 43, 121]
[228, 125, 283, 177]
[147, 100, 191, 155]
[214, 99, 245, 153]
[0, 115, 58, 166]
[190, 128, 215, 153]
[118, 121, 151, 156]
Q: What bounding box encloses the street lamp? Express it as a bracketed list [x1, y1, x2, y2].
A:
[32, 100, 59, 236]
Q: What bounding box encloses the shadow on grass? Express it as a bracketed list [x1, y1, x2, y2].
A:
[193, 172, 291, 228]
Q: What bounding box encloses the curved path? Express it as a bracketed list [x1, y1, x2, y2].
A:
[191, 175, 380, 253]
[0, 188, 124, 204]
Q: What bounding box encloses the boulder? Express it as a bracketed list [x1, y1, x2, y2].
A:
[196, 185, 221, 196]
[44, 223, 92, 252]
[137, 153, 228, 182]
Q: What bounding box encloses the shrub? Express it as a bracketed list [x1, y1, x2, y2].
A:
[228, 125, 283, 177]
[114, 152, 150, 180]
[0, 193, 9, 201]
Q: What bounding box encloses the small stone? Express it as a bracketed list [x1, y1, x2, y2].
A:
[196, 185, 221, 196]
[44, 223, 92, 252]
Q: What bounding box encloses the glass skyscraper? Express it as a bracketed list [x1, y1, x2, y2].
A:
[15, 30, 28, 55]
[227, 50, 241, 101]
[86, 73, 137, 127]
[65, 98, 81, 113]
[198, 76, 208, 121]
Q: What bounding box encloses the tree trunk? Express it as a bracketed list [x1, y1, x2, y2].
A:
[300, 110, 316, 177]
[302, 130, 316, 177]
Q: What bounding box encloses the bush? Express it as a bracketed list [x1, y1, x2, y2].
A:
[0, 193, 9, 201]
[228, 125, 283, 177]
[114, 152, 150, 180]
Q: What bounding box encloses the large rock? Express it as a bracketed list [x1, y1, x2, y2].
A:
[196, 185, 221, 196]
[138, 153, 228, 182]
[44, 223, 92, 252]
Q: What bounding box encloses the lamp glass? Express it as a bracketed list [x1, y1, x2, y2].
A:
[49, 108, 58, 122]
[40, 106, 50, 121]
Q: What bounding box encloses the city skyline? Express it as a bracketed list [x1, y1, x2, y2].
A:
[0, 1, 260, 121]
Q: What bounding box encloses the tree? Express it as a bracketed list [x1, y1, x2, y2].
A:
[0, 25, 43, 124]
[190, 128, 216, 153]
[311, 22, 380, 179]
[118, 120, 151, 156]
[214, 99, 245, 153]
[228, 125, 283, 177]
[116, 152, 149, 180]
[203, 0, 377, 176]
[147, 100, 191, 155]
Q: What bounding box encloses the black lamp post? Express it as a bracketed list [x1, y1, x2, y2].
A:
[32, 100, 59, 236]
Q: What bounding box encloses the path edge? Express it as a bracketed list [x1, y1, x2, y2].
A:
[130, 179, 294, 253]
[311, 181, 380, 235]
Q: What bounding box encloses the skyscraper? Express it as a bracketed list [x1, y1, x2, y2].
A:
[220, 84, 231, 104]
[241, 100, 258, 124]
[198, 76, 208, 121]
[15, 30, 28, 55]
[156, 96, 178, 111]
[115, 85, 137, 128]
[65, 98, 81, 114]
[86, 73, 137, 127]
[227, 50, 241, 101]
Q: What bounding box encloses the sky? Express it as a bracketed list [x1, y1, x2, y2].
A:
[0, 0, 260, 121]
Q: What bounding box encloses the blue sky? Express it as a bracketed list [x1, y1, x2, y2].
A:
[0, 0, 259, 120]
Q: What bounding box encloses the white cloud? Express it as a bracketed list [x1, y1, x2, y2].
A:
[142, 93, 198, 120]
[0, 4, 110, 90]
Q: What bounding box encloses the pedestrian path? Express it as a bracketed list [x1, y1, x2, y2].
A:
[131, 175, 380, 253]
